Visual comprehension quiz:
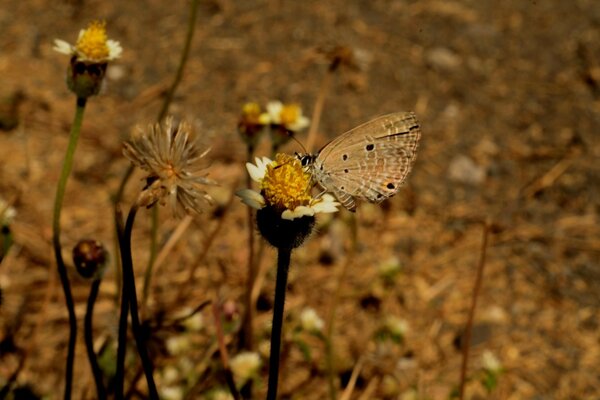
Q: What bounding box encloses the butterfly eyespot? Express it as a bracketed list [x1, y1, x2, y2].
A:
[377, 194, 383, 199]
[344, 169, 349, 173]
[386, 183, 395, 190]
[342, 154, 348, 161]
[366, 144, 375, 151]
[340, 186, 345, 190]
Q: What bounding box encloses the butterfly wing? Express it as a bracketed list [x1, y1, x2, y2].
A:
[313, 112, 420, 211]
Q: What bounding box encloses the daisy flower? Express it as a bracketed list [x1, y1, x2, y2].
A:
[123, 117, 215, 216]
[54, 20, 122, 63]
[237, 154, 339, 220]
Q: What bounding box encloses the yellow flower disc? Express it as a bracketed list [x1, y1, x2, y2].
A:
[261, 154, 311, 211]
[76, 21, 110, 61]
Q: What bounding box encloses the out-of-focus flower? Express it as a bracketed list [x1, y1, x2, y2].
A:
[53, 21, 122, 97]
[238, 102, 270, 149]
[265, 101, 310, 132]
[481, 350, 502, 373]
[237, 154, 339, 221]
[299, 308, 324, 333]
[264, 101, 310, 150]
[123, 117, 215, 216]
[160, 386, 183, 400]
[0, 198, 16, 226]
[384, 315, 408, 338]
[166, 335, 191, 356]
[230, 352, 261, 385]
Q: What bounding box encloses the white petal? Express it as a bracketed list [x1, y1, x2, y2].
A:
[236, 189, 265, 210]
[311, 195, 340, 214]
[53, 39, 74, 55]
[281, 205, 315, 220]
[266, 101, 283, 123]
[246, 162, 265, 183]
[107, 40, 123, 60]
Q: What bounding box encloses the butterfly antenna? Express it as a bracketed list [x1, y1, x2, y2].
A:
[288, 134, 308, 154]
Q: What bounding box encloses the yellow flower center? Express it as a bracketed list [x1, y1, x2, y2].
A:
[76, 21, 110, 61]
[279, 104, 301, 126]
[261, 154, 312, 211]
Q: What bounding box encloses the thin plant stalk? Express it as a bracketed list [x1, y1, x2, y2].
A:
[266, 247, 292, 400]
[240, 146, 256, 400]
[118, 204, 159, 399]
[305, 59, 339, 153]
[458, 221, 490, 400]
[51, 96, 87, 400]
[241, 145, 256, 351]
[212, 301, 241, 400]
[84, 278, 107, 400]
[141, 0, 200, 310]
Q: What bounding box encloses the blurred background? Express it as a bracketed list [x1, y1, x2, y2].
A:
[0, 0, 598, 398]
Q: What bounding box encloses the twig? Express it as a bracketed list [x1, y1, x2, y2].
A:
[521, 157, 573, 198]
[305, 65, 334, 153]
[338, 356, 365, 400]
[458, 221, 490, 400]
[212, 300, 241, 400]
[142, 214, 193, 313]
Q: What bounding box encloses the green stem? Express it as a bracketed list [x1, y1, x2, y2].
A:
[52, 96, 87, 400]
[266, 247, 292, 400]
[142, 206, 159, 309]
[156, 0, 199, 122]
[85, 278, 107, 400]
[140, 0, 200, 309]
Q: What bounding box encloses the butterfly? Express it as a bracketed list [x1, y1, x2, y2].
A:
[298, 112, 421, 212]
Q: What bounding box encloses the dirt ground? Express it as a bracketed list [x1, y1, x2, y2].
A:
[0, 0, 599, 399]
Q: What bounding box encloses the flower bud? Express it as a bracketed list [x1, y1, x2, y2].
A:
[72, 239, 108, 279]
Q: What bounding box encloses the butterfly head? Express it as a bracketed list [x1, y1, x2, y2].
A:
[296, 152, 317, 168]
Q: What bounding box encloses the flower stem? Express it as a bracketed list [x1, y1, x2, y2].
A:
[85, 278, 107, 400]
[118, 204, 159, 399]
[114, 209, 128, 399]
[266, 247, 292, 400]
[51, 96, 87, 400]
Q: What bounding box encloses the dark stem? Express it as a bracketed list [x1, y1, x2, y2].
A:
[115, 208, 129, 399]
[266, 247, 292, 400]
[120, 204, 159, 399]
[85, 278, 107, 400]
[458, 222, 490, 400]
[52, 96, 87, 400]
